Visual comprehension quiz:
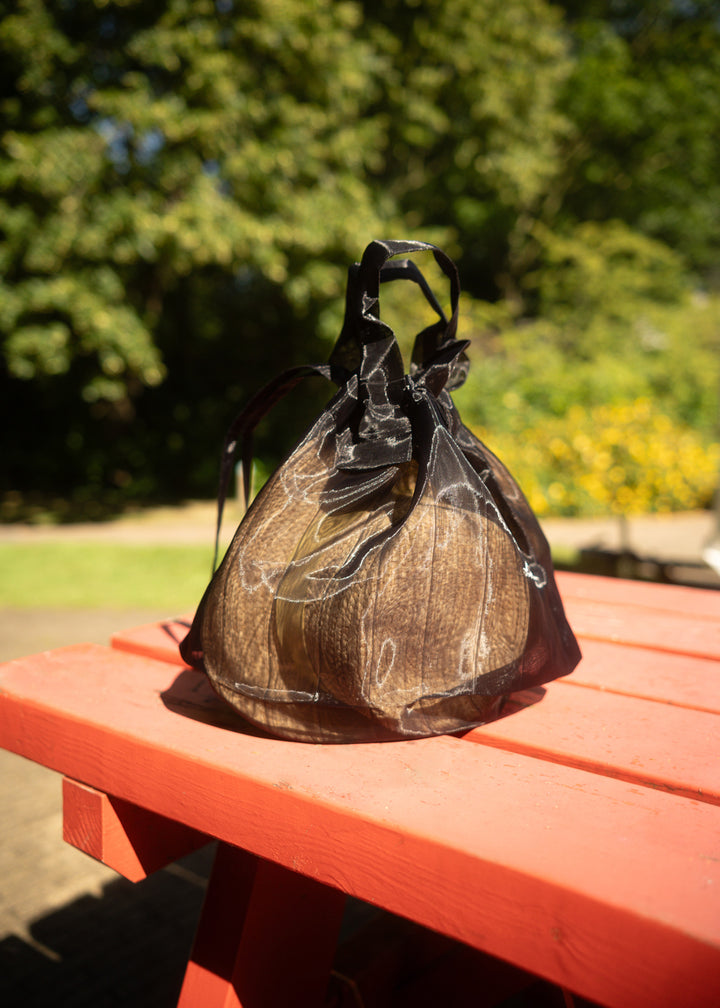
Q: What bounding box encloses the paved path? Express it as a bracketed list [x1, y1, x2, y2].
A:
[0, 500, 232, 546]
[541, 508, 719, 566]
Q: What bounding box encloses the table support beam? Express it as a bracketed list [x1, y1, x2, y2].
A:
[178, 841, 346, 1008]
[62, 778, 209, 882]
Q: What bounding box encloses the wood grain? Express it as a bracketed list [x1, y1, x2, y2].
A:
[62, 777, 208, 881]
[1, 643, 719, 1007]
[466, 680, 720, 804]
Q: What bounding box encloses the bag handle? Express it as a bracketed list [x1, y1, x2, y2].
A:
[379, 258, 447, 323]
[359, 239, 459, 335]
[330, 240, 461, 373]
[211, 242, 465, 568]
[211, 362, 346, 570]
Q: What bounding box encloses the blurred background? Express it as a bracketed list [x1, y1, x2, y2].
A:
[2, 5, 719, 1003]
[1, 0, 719, 525]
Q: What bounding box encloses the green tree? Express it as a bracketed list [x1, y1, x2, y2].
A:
[361, 0, 574, 302]
[2, 0, 718, 515]
[554, 1, 720, 278]
[0, 0, 393, 504]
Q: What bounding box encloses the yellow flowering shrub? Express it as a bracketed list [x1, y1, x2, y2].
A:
[472, 398, 720, 517]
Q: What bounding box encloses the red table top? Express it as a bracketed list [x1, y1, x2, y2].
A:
[1, 570, 719, 1007]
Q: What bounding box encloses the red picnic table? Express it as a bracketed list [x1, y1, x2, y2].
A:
[0, 570, 719, 1007]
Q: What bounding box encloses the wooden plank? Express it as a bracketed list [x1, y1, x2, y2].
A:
[62, 778, 209, 882]
[466, 680, 720, 805]
[1, 645, 719, 1008]
[557, 571, 720, 619]
[178, 842, 346, 1008]
[561, 594, 720, 659]
[111, 614, 192, 666]
[568, 638, 720, 714]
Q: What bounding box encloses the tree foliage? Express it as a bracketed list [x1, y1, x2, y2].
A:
[1, 0, 718, 515]
[556, 1, 720, 274]
[361, 0, 573, 299]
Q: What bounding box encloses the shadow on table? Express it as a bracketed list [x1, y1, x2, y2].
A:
[159, 669, 550, 742]
[160, 667, 277, 737]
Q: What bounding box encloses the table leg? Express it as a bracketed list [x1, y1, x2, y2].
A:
[177, 841, 347, 1008]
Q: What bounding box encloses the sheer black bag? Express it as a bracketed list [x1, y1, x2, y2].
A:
[180, 240, 581, 742]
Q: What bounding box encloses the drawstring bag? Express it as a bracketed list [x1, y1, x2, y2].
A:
[180, 240, 581, 743]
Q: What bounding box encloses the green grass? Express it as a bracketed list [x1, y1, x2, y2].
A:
[0, 542, 214, 609]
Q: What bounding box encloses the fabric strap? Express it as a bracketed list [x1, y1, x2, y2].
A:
[211, 243, 465, 569]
